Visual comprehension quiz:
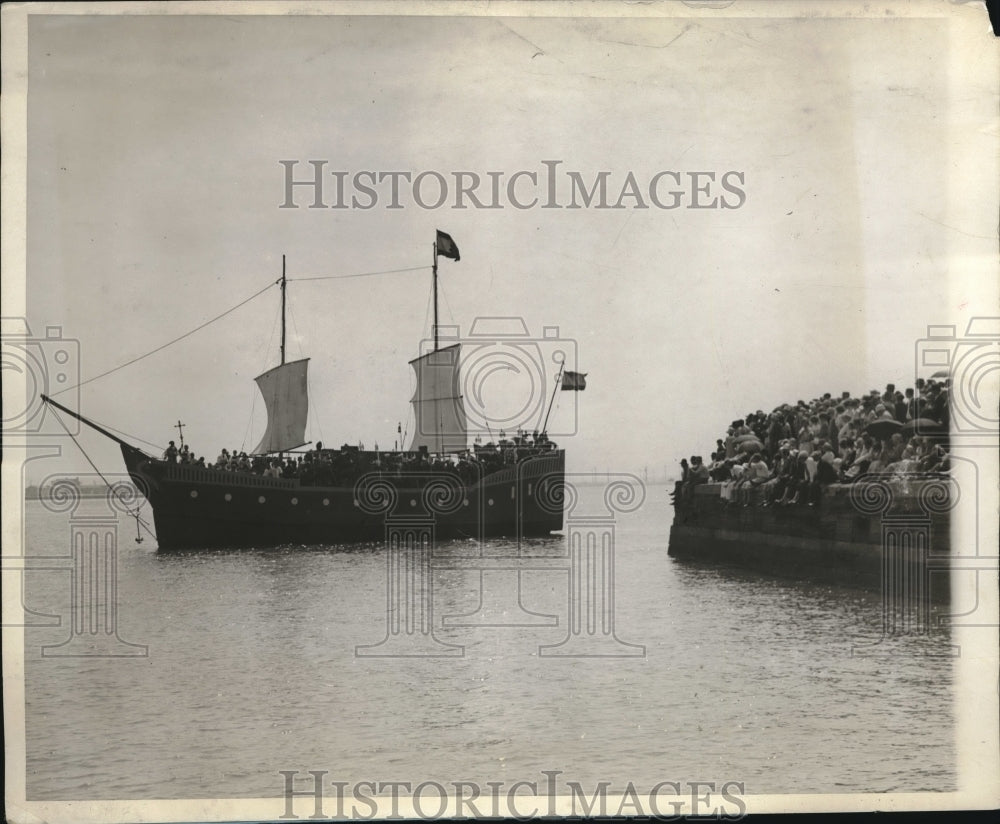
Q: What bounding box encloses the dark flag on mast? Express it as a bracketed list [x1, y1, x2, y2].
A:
[436, 230, 460, 261]
[561, 371, 587, 391]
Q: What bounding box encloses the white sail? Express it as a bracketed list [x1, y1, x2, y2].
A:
[408, 343, 467, 453]
[252, 358, 310, 454]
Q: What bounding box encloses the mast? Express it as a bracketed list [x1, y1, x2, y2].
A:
[432, 241, 439, 352]
[429, 231, 459, 352]
[280, 254, 287, 365]
[278, 255, 288, 458]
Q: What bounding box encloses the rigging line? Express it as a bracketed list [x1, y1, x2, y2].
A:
[440, 279, 456, 327]
[242, 291, 280, 453]
[422, 273, 434, 343]
[242, 383, 256, 454]
[256, 290, 282, 365]
[236, 287, 281, 456]
[286, 303, 322, 443]
[287, 301, 305, 360]
[78, 415, 166, 453]
[308, 370, 324, 445]
[51, 279, 277, 397]
[288, 265, 429, 282]
[400, 285, 435, 446]
[47, 406, 158, 541]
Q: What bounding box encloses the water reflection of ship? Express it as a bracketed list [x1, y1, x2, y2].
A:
[42, 234, 567, 549]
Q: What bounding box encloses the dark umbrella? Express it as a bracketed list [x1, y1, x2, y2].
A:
[930, 369, 950, 379]
[737, 439, 764, 454]
[732, 433, 761, 444]
[864, 419, 903, 439]
[900, 418, 944, 435]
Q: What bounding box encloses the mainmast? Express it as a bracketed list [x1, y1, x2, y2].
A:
[431, 230, 460, 352]
[280, 254, 287, 365]
[409, 231, 464, 454]
[432, 241, 439, 352]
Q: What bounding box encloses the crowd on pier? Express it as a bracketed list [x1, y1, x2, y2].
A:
[673, 378, 952, 508]
[160, 431, 558, 487]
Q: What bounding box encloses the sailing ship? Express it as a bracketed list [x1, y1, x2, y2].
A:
[42, 234, 567, 549]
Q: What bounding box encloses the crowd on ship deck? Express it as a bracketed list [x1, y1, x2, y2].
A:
[673, 378, 952, 508]
[160, 430, 557, 487]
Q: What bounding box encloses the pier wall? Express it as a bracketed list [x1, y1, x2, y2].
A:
[667, 480, 952, 600]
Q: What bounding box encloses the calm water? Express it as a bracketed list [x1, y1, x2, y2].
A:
[21, 485, 954, 799]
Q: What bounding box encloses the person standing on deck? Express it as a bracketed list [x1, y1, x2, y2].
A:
[163, 441, 178, 463]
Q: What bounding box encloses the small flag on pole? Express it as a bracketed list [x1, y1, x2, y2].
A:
[561, 371, 587, 391]
[435, 230, 460, 262]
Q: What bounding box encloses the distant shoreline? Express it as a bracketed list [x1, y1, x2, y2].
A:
[24, 483, 139, 501]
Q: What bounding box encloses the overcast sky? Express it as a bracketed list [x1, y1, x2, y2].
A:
[22, 7, 998, 482]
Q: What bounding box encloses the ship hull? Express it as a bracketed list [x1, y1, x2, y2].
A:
[122, 446, 565, 550]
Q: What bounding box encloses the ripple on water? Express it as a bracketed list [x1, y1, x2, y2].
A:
[22, 496, 955, 798]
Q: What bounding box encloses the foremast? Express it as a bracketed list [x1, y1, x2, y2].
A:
[253, 254, 310, 455]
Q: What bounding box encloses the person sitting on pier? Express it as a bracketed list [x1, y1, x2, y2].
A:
[671, 458, 691, 504]
[866, 440, 887, 474]
[779, 450, 811, 505]
[844, 435, 875, 479]
[691, 455, 710, 484]
[723, 425, 737, 459]
[764, 445, 795, 505]
[807, 450, 838, 505]
[719, 456, 741, 503]
[885, 447, 918, 476]
[918, 444, 949, 474]
[927, 383, 950, 433]
[882, 432, 906, 465]
[804, 450, 819, 485]
[680, 455, 710, 504]
[893, 391, 909, 423]
[796, 419, 815, 454]
[836, 438, 858, 481]
[708, 453, 732, 482]
[838, 414, 860, 448]
[809, 414, 825, 444]
[818, 412, 839, 455]
[906, 386, 924, 421]
[737, 452, 771, 506]
[769, 415, 784, 445]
